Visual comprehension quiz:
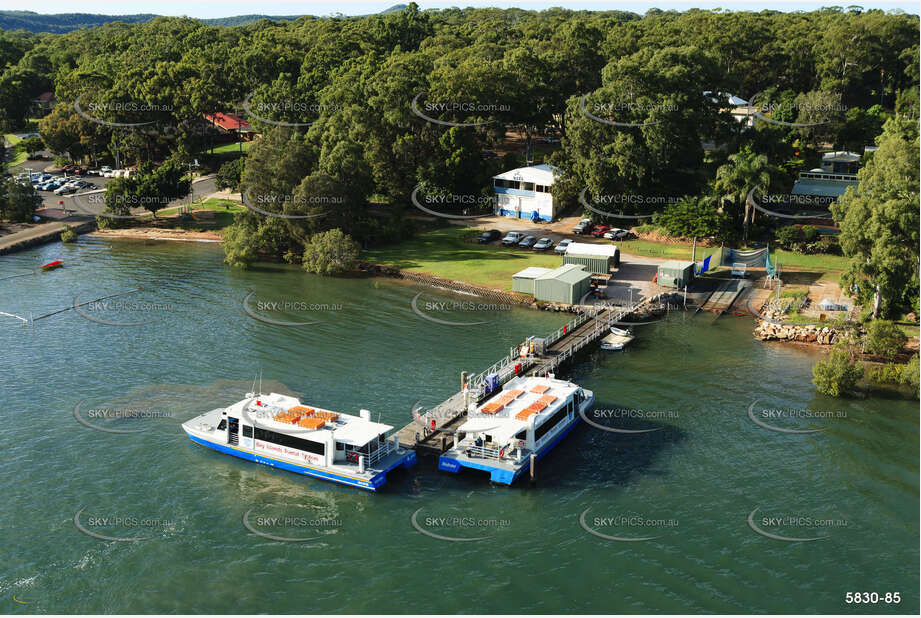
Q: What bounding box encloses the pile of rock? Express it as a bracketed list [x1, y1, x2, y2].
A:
[754, 320, 842, 344]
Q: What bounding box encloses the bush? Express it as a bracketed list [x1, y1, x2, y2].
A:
[866, 355, 919, 395]
[863, 320, 908, 357]
[812, 346, 863, 397]
[302, 228, 359, 276]
[215, 157, 245, 192]
[60, 225, 77, 243]
[774, 225, 803, 248]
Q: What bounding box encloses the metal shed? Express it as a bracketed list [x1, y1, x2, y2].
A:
[512, 267, 552, 294]
[534, 264, 592, 304]
[657, 260, 695, 288]
[562, 242, 620, 274]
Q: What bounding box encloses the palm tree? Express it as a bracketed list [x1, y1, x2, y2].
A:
[714, 145, 776, 241]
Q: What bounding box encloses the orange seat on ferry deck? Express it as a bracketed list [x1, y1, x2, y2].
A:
[288, 405, 315, 417]
[530, 384, 551, 394]
[298, 417, 326, 430]
[481, 402, 504, 414]
[526, 401, 548, 413]
[506, 389, 525, 399]
[313, 411, 339, 421]
[515, 408, 538, 420]
[537, 394, 558, 405]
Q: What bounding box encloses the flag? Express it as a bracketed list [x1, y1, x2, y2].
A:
[699, 255, 711, 274]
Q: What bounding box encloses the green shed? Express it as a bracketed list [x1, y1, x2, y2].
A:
[657, 260, 695, 288]
[512, 267, 552, 294]
[534, 264, 592, 304]
[562, 242, 620, 274]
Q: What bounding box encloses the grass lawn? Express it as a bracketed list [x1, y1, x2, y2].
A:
[618, 238, 722, 261]
[362, 226, 565, 290]
[4, 134, 27, 168]
[202, 141, 253, 155]
[140, 198, 244, 229]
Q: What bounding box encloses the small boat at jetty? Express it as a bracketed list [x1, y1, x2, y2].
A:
[40, 260, 63, 271]
[600, 326, 634, 351]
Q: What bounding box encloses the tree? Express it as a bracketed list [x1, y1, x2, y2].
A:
[215, 157, 244, 192]
[812, 345, 863, 397]
[830, 116, 920, 318]
[222, 210, 294, 269]
[0, 175, 39, 222]
[18, 136, 44, 157]
[713, 145, 776, 238]
[863, 320, 908, 357]
[302, 229, 359, 276]
[655, 196, 728, 241]
[103, 158, 191, 218]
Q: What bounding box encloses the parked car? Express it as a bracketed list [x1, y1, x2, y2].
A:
[72, 167, 88, 175]
[539, 137, 561, 144]
[61, 164, 77, 172]
[533, 237, 554, 251]
[54, 185, 78, 195]
[555, 238, 573, 254]
[480, 151, 498, 160]
[572, 219, 593, 234]
[604, 228, 630, 240]
[518, 235, 538, 249]
[591, 225, 610, 238]
[501, 232, 523, 246]
[477, 229, 502, 243]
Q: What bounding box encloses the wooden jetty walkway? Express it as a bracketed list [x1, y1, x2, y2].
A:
[396, 295, 667, 454]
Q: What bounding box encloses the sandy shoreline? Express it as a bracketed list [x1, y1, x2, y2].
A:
[87, 228, 223, 242]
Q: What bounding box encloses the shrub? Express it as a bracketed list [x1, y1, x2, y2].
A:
[215, 157, 245, 192]
[774, 225, 803, 248]
[302, 229, 359, 276]
[812, 346, 863, 397]
[863, 320, 908, 357]
[60, 225, 77, 243]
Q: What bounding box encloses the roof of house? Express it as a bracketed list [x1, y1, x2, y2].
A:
[492, 163, 559, 185]
[536, 263, 591, 284]
[203, 112, 252, 131]
[564, 242, 618, 257]
[513, 267, 553, 279]
[822, 151, 861, 162]
[792, 178, 857, 197]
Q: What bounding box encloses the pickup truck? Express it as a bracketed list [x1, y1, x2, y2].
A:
[501, 232, 523, 246]
[572, 219, 593, 234]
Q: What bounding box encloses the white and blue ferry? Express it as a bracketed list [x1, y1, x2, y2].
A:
[438, 375, 593, 484]
[182, 391, 417, 491]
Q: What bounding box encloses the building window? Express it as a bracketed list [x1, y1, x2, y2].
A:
[521, 182, 535, 192]
[242, 425, 253, 438]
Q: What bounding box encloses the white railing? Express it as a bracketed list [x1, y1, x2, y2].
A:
[466, 444, 503, 460]
[349, 440, 395, 468]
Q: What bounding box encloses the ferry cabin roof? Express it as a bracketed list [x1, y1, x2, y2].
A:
[456, 375, 579, 444]
[232, 392, 392, 447]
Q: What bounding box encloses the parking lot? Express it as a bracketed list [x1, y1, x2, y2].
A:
[12, 159, 217, 217]
[458, 217, 664, 304]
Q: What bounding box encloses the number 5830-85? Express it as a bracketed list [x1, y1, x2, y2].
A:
[845, 592, 900, 604]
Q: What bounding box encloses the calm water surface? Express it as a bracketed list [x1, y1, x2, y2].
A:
[0, 238, 917, 614]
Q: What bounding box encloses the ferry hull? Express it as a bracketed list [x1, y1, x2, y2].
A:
[187, 433, 417, 491]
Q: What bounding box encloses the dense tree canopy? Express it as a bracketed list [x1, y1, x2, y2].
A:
[0, 4, 916, 284]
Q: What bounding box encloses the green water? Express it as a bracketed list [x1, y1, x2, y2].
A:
[1, 238, 917, 614]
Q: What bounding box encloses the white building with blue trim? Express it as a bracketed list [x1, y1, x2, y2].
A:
[492, 163, 559, 222]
